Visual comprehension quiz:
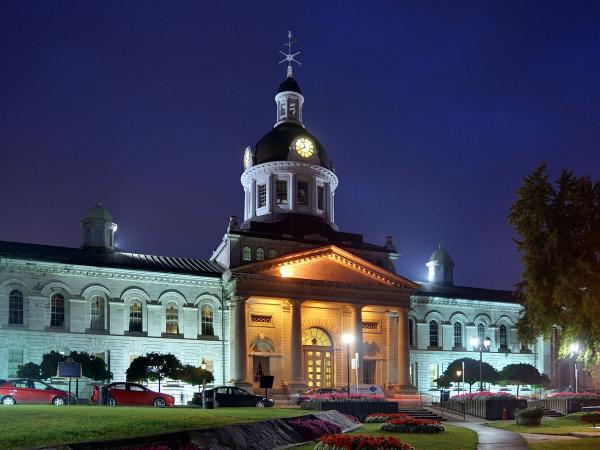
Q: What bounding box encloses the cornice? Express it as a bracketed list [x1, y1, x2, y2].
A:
[241, 161, 338, 188]
[411, 295, 523, 311]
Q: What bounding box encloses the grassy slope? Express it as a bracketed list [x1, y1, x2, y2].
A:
[294, 423, 478, 450]
[486, 413, 599, 435]
[0, 405, 305, 449]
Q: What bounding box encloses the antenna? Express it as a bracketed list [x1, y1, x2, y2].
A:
[278, 30, 301, 78]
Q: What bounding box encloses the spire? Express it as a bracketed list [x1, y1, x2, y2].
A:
[279, 30, 301, 78]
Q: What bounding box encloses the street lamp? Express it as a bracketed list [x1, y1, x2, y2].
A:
[569, 342, 581, 393]
[200, 358, 207, 409]
[471, 336, 492, 391]
[456, 369, 462, 395]
[342, 333, 354, 394]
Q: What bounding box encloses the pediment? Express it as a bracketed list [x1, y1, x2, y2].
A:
[232, 245, 419, 289]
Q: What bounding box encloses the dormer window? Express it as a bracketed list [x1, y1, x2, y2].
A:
[297, 181, 308, 206]
[276, 180, 288, 205]
[257, 184, 267, 208]
[317, 186, 324, 210]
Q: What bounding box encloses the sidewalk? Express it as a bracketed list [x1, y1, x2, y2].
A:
[453, 421, 528, 450]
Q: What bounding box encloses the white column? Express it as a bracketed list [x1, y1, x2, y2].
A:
[398, 308, 411, 387]
[387, 312, 399, 386]
[251, 180, 257, 218]
[353, 304, 364, 383]
[290, 300, 303, 383]
[290, 173, 296, 211]
[230, 297, 248, 385]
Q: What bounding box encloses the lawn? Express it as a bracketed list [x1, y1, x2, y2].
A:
[528, 438, 600, 449]
[294, 423, 478, 450]
[0, 405, 305, 449]
[486, 413, 599, 435]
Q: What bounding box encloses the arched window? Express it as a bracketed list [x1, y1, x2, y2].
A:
[499, 325, 507, 348]
[201, 305, 214, 336]
[269, 249, 277, 258]
[50, 294, 65, 327]
[408, 318, 414, 347]
[256, 248, 265, 261]
[429, 320, 439, 347]
[454, 322, 462, 348]
[90, 296, 105, 330]
[477, 323, 485, 345]
[129, 300, 142, 332]
[242, 246, 252, 262]
[8, 290, 24, 325]
[166, 303, 179, 334]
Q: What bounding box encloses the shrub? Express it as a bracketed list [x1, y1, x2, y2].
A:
[287, 418, 341, 440]
[451, 391, 516, 401]
[380, 417, 446, 433]
[515, 407, 544, 419]
[546, 392, 600, 400]
[315, 434, 414, 450]
[365, 413, 411, 423]
[581, 413, 600, 424]
[311, 393, 385, 402]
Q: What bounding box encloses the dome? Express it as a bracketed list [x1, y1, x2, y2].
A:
[83, 203, 113, 223]
[429, 246, 454, 265]
[254, 122, 334, 171]
[277, 76, 302, 94]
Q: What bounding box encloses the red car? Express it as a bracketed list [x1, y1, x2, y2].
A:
[0, 379, 75, 405]
[92, 382, 175, 407]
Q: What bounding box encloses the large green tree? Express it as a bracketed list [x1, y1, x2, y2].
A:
[509, 163, 600, 367]
[40, 351, 111, 380]
[126, 353, 183, 392]
[436, 357, 499, 393]
[16, 362, 41, 379]
[498, 363, 547, 396]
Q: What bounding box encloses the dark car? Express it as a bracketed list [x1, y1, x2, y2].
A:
[295, 387, 341, 405]
[0, 379, 76, 405]
[193, 386, 274, 408]
[91, 382, 175, 407]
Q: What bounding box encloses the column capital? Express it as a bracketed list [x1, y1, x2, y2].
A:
[228, 295, 247, 306]
[351, 303, 365, 311]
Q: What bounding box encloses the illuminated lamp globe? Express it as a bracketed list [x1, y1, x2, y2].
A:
[342, 333, 354, 344]
[484, 336, 492, 349]
[470, 336, 479, 347]
[569, 342, 580, 354]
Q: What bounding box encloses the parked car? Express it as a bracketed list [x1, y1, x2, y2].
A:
[0, 378, 76, 405]
[295, 387, 342, 405]
[91, 382, 175, 407]
[192, 386, 274, 407]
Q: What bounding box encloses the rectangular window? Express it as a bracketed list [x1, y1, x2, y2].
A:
[317, 186, 324, 210]
[251, 314, 273, 325]
[276, 180, 288, 205]
[297, 181, 308, 206]
[428, 364, 439, 388]
[8, 349, 23, 377]
[257, 184, 266, 208]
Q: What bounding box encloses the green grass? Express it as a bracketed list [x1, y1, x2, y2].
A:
[486, 413, 599, 435]
[293, 423, 477, 450]
[0, 405, 305, 449]
[528, 438, 600, 449]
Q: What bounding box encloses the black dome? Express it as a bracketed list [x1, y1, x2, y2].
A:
[254, 123, 333, 171]
[278, 76, 302, 94]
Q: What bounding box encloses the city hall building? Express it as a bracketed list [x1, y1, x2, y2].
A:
[0, 57, 563, 399]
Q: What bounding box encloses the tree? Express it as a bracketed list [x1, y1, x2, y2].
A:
[40, 351, 66, 379]
[508, 163, 600, 368]
[126, 353, 183, 392]
[16, 362, 41, 379]
[178, 364, 215, 408]
[39, 351, 110, 381]
[436, 358, 499, 393]
[498, 363, 545, 397]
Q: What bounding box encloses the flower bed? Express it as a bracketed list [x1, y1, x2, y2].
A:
[287, 418, 341, 441]
[451, 391, 516, 401]
[546, 392, 600, 400]
[312, 393, 386, 402]
[380, 417, 445, 433]
[302, 396, 398, 421]
[344, 414, 362, 424]
[365, 413, 410, 423]
[315, 434, 415, 450]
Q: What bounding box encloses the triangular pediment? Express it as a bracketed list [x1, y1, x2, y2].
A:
[231, 245, 419, 289]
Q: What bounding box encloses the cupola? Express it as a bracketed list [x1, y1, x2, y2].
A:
[426, 244, 454, 285]
[81, 202, 117, 251]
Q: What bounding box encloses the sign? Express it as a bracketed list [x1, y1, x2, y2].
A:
[351, 358, 357, 369]
[58, 361, 82, 378]
[259, 375, 274, 389]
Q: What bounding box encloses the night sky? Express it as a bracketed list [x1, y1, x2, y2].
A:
[1, 1, 599, 290]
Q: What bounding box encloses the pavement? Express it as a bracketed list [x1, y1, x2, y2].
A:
[453, 421, 528, 450]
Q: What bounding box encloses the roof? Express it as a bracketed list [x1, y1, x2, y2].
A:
[278, 76, 302, 94]
[254, 122, 334, 171]
[83, 203, 113, 223]
[416, 281, 516, 303]
[0, 240, 224, 277]
[429, 246, 453, 265]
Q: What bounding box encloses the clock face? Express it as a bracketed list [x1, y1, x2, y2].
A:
[243, 148, 252, 169]
[295, 137, 315, 158]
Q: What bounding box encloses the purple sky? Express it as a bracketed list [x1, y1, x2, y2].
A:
[1, 1, 598, 290]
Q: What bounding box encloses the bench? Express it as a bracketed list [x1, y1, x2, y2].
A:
[581, 406, 600, 427]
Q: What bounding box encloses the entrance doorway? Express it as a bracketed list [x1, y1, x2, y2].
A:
[363, 359, 376, 384]
[253, 356, 270, 382]
[303, 327, 334, 388]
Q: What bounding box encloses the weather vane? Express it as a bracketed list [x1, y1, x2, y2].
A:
[279, 30, 301, 78]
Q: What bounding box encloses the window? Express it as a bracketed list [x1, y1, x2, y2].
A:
[129, 384, 145, 392]
[201, 305, 214, 336]
[269, 249, 277, 258]
[8, 349, 23, 377]
[90, 296, 104, 330]
[166, 303, 179, 334]
[317, 186, 324, 210]
[429, 364, 439, 388]
[242, 246, 252, 262]
[251, 314, 273, 324]
[297, 181, 308, 206]
[499, 325, 507, 348]
[477, 323, 485, 345]
[50, 294, 65, 327]
[256, 248, 264, 261]
[408, 318, 414, 347]
[429, 320, 439, 347]
[257, 184, 266, 208]
[453, 322, 462, 347]
[276, 180, 288, 205]
[33, 381, 51, 390]
[8, 290, 23, 325]
[129, 301, 143, 332]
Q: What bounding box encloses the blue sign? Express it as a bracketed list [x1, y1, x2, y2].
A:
[58, 361, 82, 378]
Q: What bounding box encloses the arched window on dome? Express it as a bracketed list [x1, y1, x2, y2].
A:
[166, 302, 179, 334]
[129, 300, 143, 332]
[242, 246, 252, 262]
[269, 249, 277, 258]
[429, 320, 439, 347]
[256, 248, 265, 261]
[90, 296, 105, 330]
[453, 322, 462, 348]
[201, 305, 214, 336]
[9, 290, 24, 325]
[50, 294, 65, 327]
[499, 325, 508, 349]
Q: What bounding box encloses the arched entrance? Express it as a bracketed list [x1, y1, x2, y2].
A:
[303, 327, 334, 388]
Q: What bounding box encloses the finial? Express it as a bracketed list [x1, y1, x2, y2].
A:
[279, 30, 301, 78]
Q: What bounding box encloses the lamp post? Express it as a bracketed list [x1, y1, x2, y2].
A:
[456, 369, 462, 395]
[342, 333, 354, 394]
[200, 358, 207, 409]
[569, 343, 580, 393]
[471, 336, 491, 391]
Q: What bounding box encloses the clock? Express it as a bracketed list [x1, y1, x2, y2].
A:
[295, 137, 315, 158]
[243, 148, 252, 169]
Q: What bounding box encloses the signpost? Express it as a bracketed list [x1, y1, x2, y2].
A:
[259, 375, 274, 404]
[57, 358, 82, 405]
